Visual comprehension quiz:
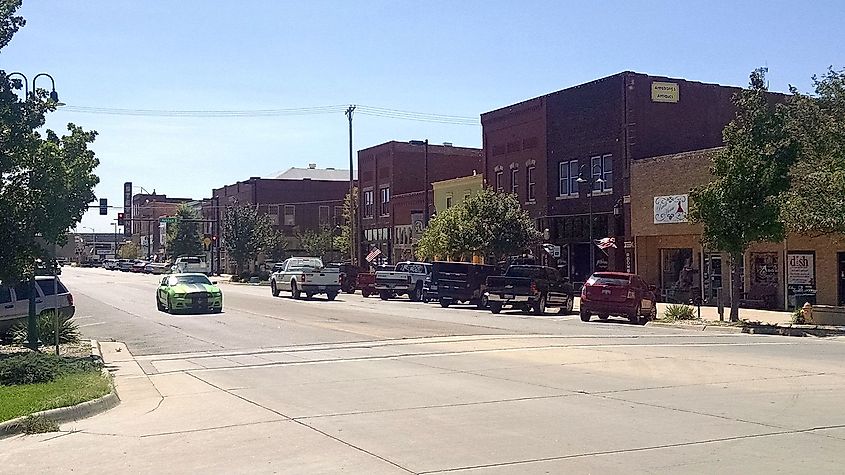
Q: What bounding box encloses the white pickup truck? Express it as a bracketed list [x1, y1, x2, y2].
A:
[270, 257, 341, 300]
[173, 256, 210, 275]
[375, 261, 432, 301]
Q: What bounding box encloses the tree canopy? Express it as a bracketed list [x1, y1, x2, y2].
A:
[416, 188, 540, 261]
[223, 202, 274, 274]
[296, 226, 336, 259]
[166, 204, 203, 258]
[1, 2, 100, 283]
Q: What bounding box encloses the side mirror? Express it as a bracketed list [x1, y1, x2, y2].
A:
[211, 281, 218, 285]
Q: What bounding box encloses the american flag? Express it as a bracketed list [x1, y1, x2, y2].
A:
[595, 237, 617, 250]
[365, 247, 382, 263]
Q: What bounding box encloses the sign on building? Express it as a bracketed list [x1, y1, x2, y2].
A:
[654, 194, 688, 224]
[123, 181, 132, 236]
[651, 82, 679, 103]
[787, 252, 816, 308]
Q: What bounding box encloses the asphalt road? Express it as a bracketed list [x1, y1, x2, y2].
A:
[3, 266, 844, 474]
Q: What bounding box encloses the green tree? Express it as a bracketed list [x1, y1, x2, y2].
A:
[689, 68, 797, 321]
[333, 188, 358, 262]
[296, 225, 336, 259]
[416, 188, 540, 261]
[223, 202, 273, 275]
[118, 242, 141, 260]
[264, 231, 288, 262]
[166, 204, 203, 258]
[1, 2, 100, 286]
[781, 67, 845, 235]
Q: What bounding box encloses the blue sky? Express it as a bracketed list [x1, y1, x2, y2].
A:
[4, 0, 843, 232]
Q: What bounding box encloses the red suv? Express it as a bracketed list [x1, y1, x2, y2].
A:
[579, 272, 657, 325]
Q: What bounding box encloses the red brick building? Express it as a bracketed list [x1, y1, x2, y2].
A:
[482, 71, 757, 284]
[357, 141, 482, 264]
[130, 193, 193, 259]
[211, 165, 354, 271]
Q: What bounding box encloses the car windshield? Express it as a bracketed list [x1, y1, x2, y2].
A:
[587, 274, 631, 286]
[167, 275, 212, 286]
[288, 258, 322, 269]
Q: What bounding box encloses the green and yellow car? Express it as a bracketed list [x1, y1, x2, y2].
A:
[156, 273, 223, 314]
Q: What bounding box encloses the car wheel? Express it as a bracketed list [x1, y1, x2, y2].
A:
[439, 298, 450, 308]
[489, 301, 503, 314]
[628, 307, 641, 324]
[305, 292, 314, 300]
[167, 296, 174, 314]
[156, 296, 164, 312]
[379, 291, 390, 301]
[327, 291, 338, 301]
[271, 281, 280, 297]
[580, 309, 591, 322]
[477, 295, 489, 310]
[291, 281, 301, 300]
[410, 283, 423, 302]
[532, 294, 546, 316]
[362, 289, 371, 298]
[598, 314, 609, 321]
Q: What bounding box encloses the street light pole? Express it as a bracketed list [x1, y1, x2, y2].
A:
[345, 105, 356, 265]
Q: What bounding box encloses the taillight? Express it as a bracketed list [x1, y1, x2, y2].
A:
[627, 290, 635, 300]
[581, 287, 587, 298]
[301, 274, 307, 283]
[530, 280, 538, 294]
[67, 293, 74, 306]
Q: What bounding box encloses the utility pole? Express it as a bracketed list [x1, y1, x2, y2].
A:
[345, 105, 356, 266]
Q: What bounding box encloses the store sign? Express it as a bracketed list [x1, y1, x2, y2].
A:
[123, 182, 132, 236]
[787, 253, 814, 285]
[651, 81, 679, 103]
[654, 194, 688, 224]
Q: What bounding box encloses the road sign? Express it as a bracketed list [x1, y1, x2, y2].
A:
[203, 236, 212, 247]
[159, 217, 178, 224]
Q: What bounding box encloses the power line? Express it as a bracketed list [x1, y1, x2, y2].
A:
[56, 103, 481, 125]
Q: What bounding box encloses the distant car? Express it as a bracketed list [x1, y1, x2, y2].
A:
[117, 259, 134, 272]
[173, 256, 210, 275]
[579, 272, 658, 325]
[102, 259, 118, 270]
[131, 260, 149, 273]
[0, 276, 75, 332]
[56, 257, 68, 267]
[433, 261, 500, 309]
[145, 262, 170, 274]
[156, 273, 222, 314]
[270, 257, 341, 300]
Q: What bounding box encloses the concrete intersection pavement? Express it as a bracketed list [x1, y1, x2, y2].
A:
[1, 267, 844, 473]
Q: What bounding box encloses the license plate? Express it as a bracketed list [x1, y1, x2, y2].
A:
[503, 294, 515, 299]
[197, 298, 208, 307]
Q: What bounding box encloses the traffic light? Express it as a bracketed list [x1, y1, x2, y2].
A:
[99, 198, 108, 215]
[117, 213, 125, 226]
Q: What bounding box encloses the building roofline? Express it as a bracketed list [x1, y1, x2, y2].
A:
[357, 140, 481, 154]
[634, 146, 724, 165]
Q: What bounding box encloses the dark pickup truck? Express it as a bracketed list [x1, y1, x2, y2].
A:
[485, 265, 574, 315]
[433, 261, 500, 309]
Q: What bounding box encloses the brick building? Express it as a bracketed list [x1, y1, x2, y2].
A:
[211, 165, 354, 272]
[481, 71, 756, 284]
[130, 193, 193, 259]
[631, 148, 845, 310]
[357, 141, 482, 264]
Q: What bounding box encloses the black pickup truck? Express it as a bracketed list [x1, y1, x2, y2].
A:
[433, 261, 500, 309]
[485, 265, 574, 315]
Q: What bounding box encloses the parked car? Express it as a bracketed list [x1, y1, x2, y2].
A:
[327, 263, 361, 294]
[485, 265, 574, 315]
[156, 273, 222, 314]
[173, 256, 210, 275]
[117, 259, 134, 272]
[270, 257, 341, 300]
[145, 262, 171, 274]
[433, 261, 500, 309]
[102, 258, 118, 270]
[579, 272, 658, 325]
[0, 276, 75, 332]
[375, 262, 432, 301]
[131, 260, 149, 273]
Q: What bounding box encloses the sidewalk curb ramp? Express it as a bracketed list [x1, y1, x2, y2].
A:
[649, 321, 845, 337]
[0, 339, 121, 439]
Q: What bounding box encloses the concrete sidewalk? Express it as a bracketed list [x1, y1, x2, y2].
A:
[653, 301, 794, 325]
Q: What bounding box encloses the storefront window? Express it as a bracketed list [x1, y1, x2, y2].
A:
[661, 248, 696, 303]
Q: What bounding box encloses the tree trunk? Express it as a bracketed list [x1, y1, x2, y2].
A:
[729, 251, 742, 322]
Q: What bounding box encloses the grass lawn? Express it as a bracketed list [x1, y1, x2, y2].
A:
[0, 371, 111, 423]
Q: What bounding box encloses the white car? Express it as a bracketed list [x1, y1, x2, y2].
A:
[173, 256, 210, 274]
[0, 276, 75, 332]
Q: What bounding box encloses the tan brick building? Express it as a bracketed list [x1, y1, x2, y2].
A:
[630, 148, 845, 309]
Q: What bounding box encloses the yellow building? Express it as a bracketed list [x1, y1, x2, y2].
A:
[431, 173, 483, 216]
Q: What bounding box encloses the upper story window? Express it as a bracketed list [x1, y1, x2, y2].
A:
[283, 205, 295, 226]
[363, 189, 374, 218]
[445, 195, 453, 209]
[379, 187, 390, 216]
[559, 160, 580, 196]
[495, 171, 504, 192]
[510, 168, 519, 195]
[526, 166, 536, 202]
[364, 190, 375, 218]
[591, 154, 613, 193]
[319, 205, 330, 226]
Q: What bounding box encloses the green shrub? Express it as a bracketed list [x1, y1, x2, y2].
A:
[663, 304, 698, 321]
[791, 308, 805, 324]
[257, 270, 270, 282]
[239, 271, 251, 282]
[10, 312, 79, 345]
[0, 352, 102, 386]
[19, 414, 59, 434]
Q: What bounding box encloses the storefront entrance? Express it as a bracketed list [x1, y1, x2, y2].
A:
[839, 252, 845, 306]
[703, 253, 723, 305]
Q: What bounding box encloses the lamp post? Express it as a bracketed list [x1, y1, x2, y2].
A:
[409, 140, 430, 226]
[576, 164, 605, 276]
[8, 72, 63, 349]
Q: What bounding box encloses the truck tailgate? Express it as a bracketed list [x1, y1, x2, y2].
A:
[486, 276, 534, 295]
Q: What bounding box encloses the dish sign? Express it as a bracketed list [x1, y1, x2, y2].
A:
[654, 194, 688, 224]
[787, 253, 814, 286]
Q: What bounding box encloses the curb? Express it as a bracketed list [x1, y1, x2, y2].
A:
[0, 339, 121, 439]
[648, 321, 845, 337]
